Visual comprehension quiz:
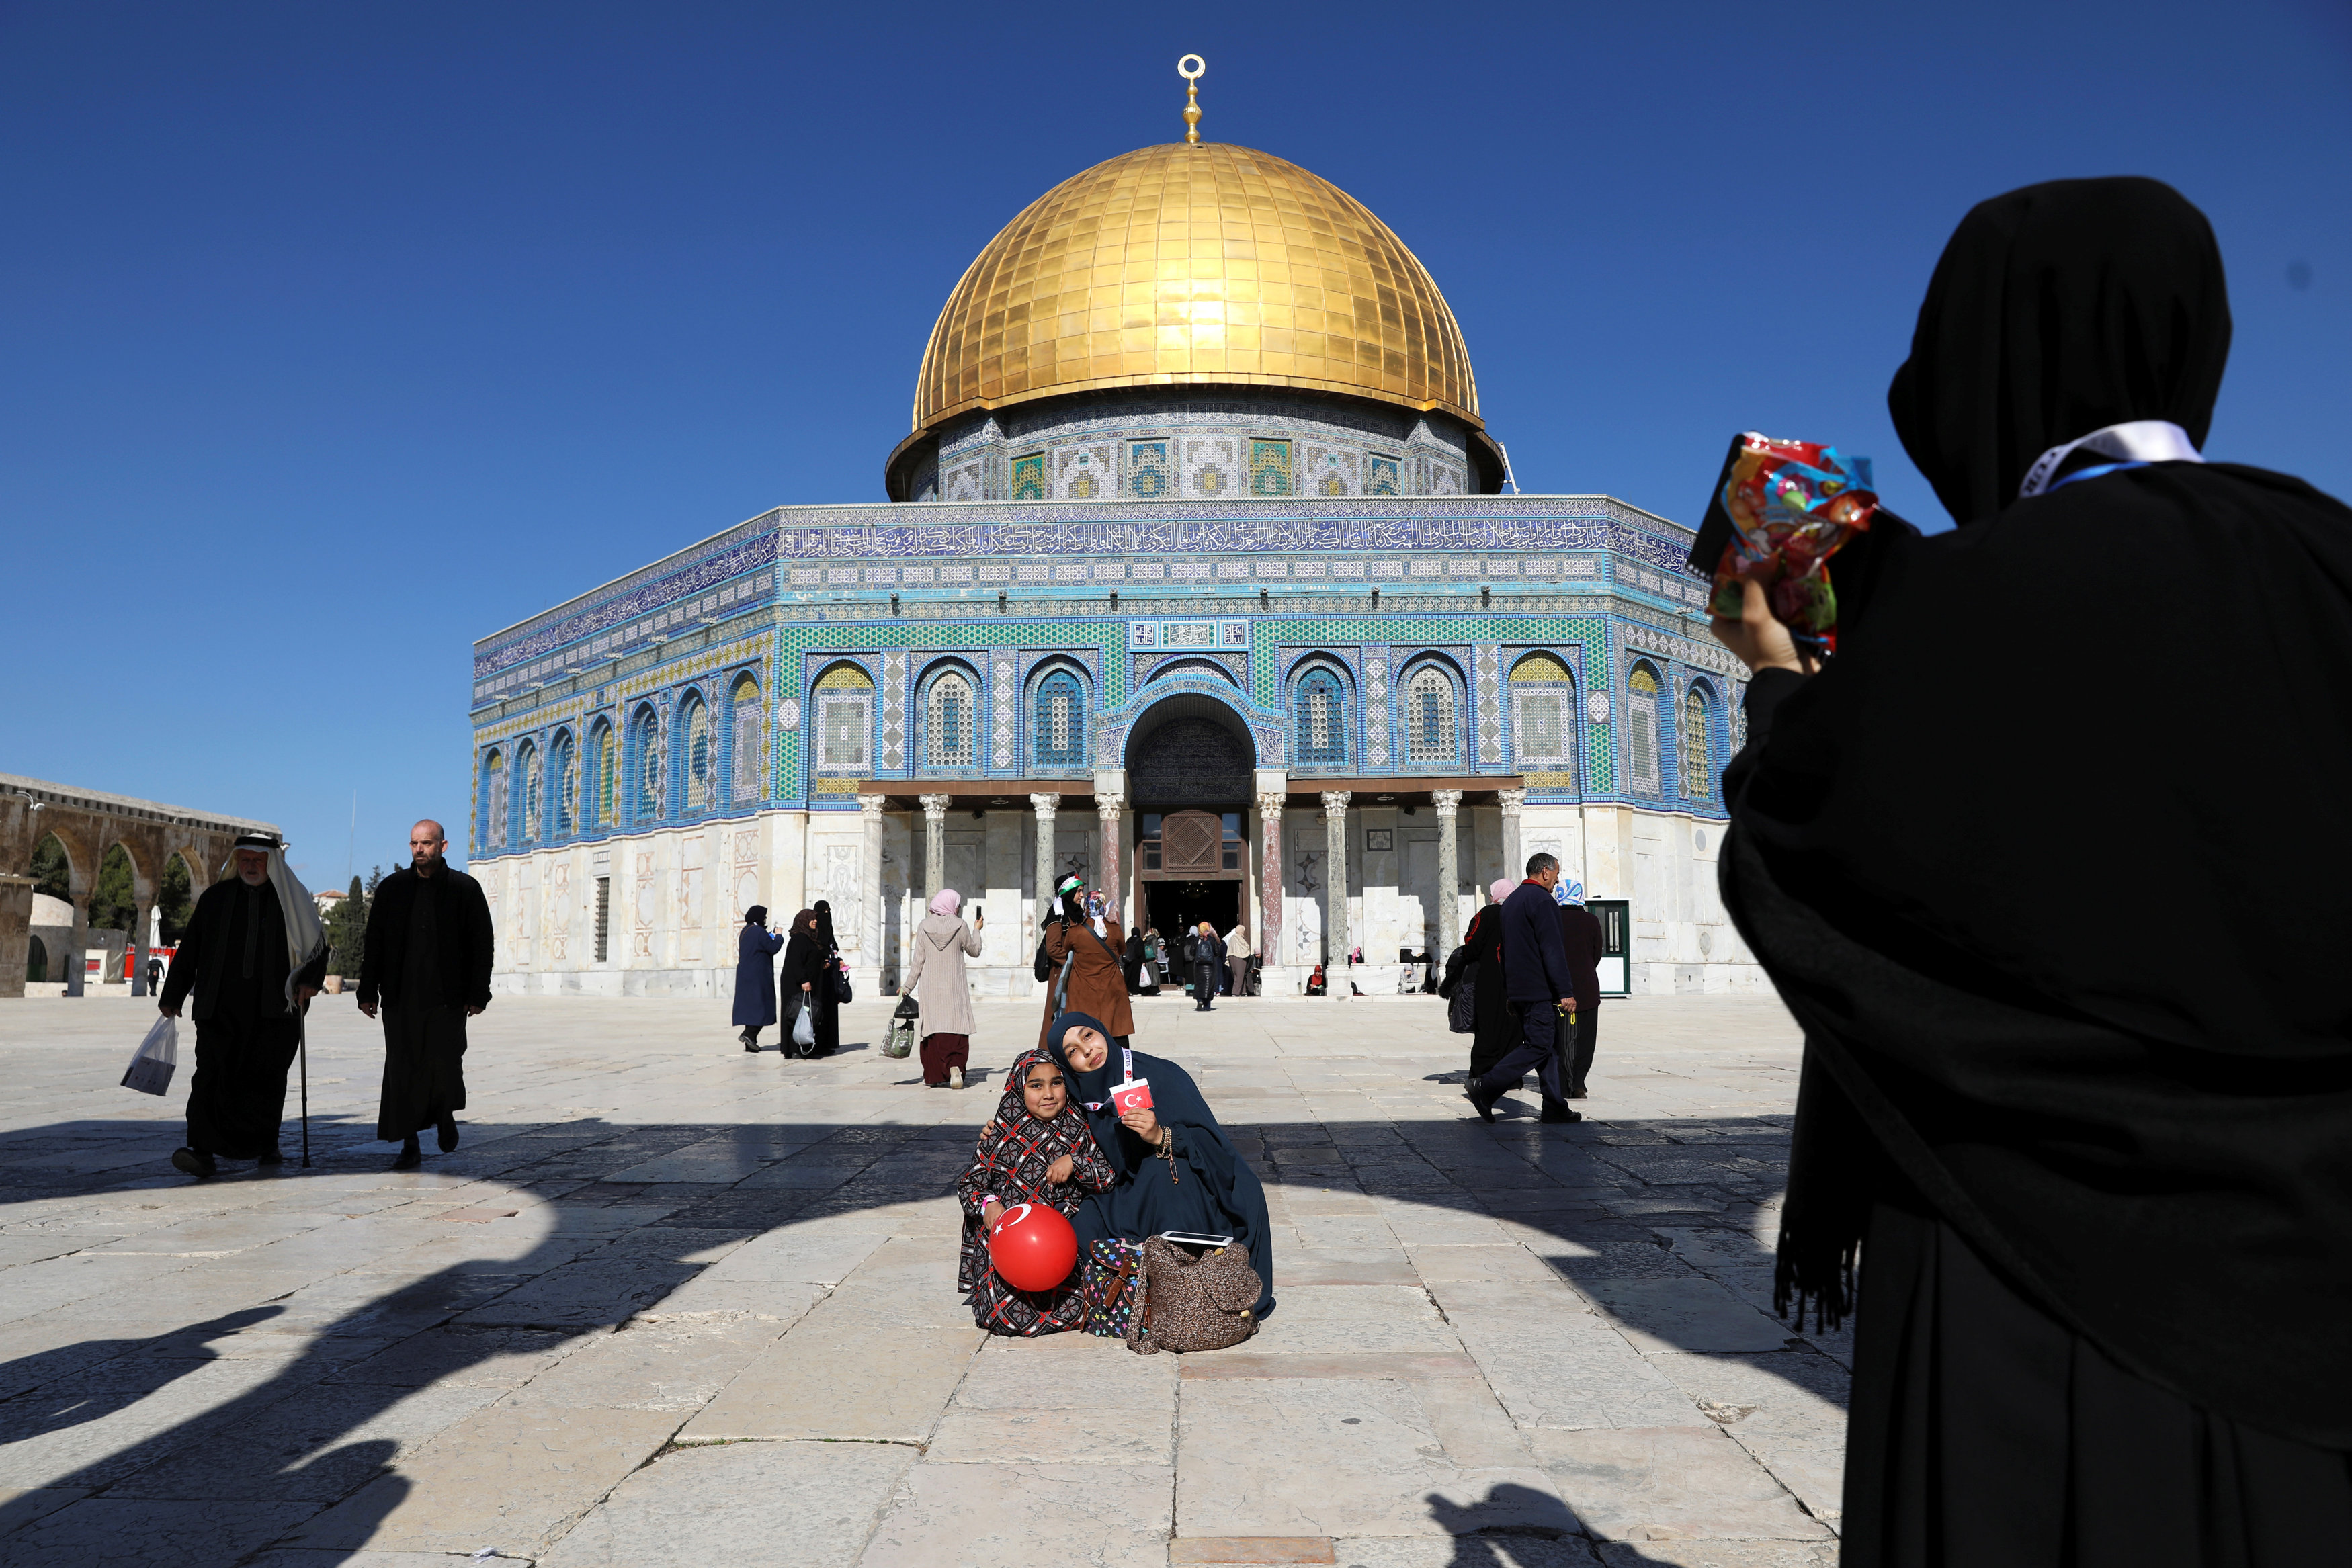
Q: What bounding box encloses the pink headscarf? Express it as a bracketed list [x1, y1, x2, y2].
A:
[1488, 877, 1515, 904]
[928, 888, 962, 918]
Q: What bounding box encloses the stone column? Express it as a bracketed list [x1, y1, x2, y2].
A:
[1432, 789, 1463, 956]
[1254, 787, 1286, 969]
[129, 898, 153, 997]
[1320, 791, 1351, 994]
[856, 795, 887, 967]
[918, 794, 950, 901]
[63, 892, 88, 998]
[1498, 787, 1527, 886]
[1094, 785, 1124, 922]
[1030, 793, 1059, 941]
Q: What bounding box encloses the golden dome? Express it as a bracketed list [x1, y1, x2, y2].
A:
[911, 142, 1482, 436]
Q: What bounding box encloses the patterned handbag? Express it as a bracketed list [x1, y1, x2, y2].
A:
[1125, 1235, 1261, 1355]
[1080, 1238, 1144, 1338]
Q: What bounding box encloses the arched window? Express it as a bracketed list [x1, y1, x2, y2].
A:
[1403, 663, 1458, 766]
[730, 676, 763, 802]
[588, 722, 616, 829]
[1033, 670, 1083, 767]
[1682, 681, 1714, 800]
[1509, 652, 1577, 781]
[631, 707, 661, 822]
[680, 695, 714, 814]
[482, 751, 508, 851]
[925, 668, 975, 769]
[1294, 666, 1349, 767]
[519, 741, 542, 843]
[1625, 664, 1663, 795]
[552, 732, 577, 837]
[814, 663, 873, 775]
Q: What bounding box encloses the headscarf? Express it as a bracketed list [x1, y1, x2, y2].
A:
[1487, 877, 1513, 904]
[928, 888, 961, 918]
[1727, 178, 2352, 1448]
[812, 899, 837, 951]
[1044, 1011, 1276, 1316]
[1887, 176, 2230, 526]
[1553, 879, 1584, 907]
[954, 1047, 1113, 1293]
[223, 832, 326, 1007]
[743, 905, 768, 927]
[789, 908, 818, 937]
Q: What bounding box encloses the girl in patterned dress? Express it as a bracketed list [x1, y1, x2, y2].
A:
[955, 1049, 1116, 1335]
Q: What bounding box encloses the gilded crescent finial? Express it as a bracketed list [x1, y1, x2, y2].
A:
[1179, 54, 1205, 146]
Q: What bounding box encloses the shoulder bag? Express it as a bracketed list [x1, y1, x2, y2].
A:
[829, 950, 853, 1006]
[1125, 1234, 1261, 1355]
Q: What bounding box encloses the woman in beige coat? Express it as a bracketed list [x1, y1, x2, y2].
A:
[904, 889, 983, 1088]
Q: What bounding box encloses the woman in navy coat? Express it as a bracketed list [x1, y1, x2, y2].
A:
[733, 906, 784, 1051]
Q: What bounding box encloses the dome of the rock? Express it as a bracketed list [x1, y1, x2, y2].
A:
[911, 142, 1480, 434]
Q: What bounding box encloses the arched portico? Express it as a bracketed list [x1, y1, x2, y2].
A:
[1, 773, 277, 998]
[1120, 688, 1284, 980]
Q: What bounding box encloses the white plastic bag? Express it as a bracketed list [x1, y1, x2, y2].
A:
[791, 1004, 816, 1050]
[122, 1016, 178, 1097]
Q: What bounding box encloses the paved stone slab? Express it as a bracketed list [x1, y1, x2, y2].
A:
[1529, 1426, 1833, 1543]
[0, 1495, 312, 1566]
[1176, 1377, 1569, 1538]
[856, 1460, 1173, 1567]
[537, 1438, 915, 1567]
[1578, 1276, 1794, 1356]
[927, 1405, 1174, 1464]
[1333, 1539, 1590, 1567]
[1649, 1352, 1849, 1525]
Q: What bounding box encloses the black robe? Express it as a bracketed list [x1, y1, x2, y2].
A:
[1721, 178, 2352, 1565]
[1458, 906, 1516, 1080]
[159, 878, 328, 1158]
[357, 864, 493, 1141]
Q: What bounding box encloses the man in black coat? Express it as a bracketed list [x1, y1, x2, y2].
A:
[1467, 853, 1580, 1124]
[358, 820, 494, 1170]
[158, 832, 330, 1178]
[1556, 888, 1604, 1098]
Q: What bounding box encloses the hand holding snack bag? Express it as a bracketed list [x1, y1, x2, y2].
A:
[1694, 433, 1881, 655]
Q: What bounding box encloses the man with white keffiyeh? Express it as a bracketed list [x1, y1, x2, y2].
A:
[157, 831, 329, 1179]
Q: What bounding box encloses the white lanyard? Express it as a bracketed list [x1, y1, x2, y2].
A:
[1081, 1048, 1135, 1113]
[2017, 420, 2203, 499]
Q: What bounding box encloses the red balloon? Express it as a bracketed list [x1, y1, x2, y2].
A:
[988, 1202, 1078, 1293]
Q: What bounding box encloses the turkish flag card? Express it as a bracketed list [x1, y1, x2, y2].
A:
[1109, 1078, 1154, 1115]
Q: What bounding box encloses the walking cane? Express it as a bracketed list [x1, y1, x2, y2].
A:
[298, 1013, 312, 1168]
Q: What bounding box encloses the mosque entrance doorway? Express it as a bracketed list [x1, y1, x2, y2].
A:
[1125, 695, 1255, 941]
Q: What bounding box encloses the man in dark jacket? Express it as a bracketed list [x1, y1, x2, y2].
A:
[1556, 885, 1604, 1098]
[358, 820, 494, 1170]
[159, 832, 331, 1178]
[1467, 853, 1580, 1124]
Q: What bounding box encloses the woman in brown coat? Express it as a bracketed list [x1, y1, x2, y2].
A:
[1037, 874, 1134, 1050]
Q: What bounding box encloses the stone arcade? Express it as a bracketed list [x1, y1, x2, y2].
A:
[467, 124, 1760, 1000]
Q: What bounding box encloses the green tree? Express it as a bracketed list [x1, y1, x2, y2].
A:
[157, 856, 195, 946]
[87, 845, 137, 932]
[325, 874, 370, 978]
[30, 835, 69, 901]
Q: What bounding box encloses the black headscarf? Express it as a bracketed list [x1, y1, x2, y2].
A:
[1887, 176, 2231, 525]
[743, 905, 767, 928]
[1725, 179, 2352, 1447]
[812, 899, 837, 952]
[1044, 1010, 1276, 1317]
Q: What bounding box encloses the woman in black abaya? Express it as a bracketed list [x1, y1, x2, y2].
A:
[1045, 1010, 1275, 1317]
[1716, 177, 2352, 1566]
[807, 899, 843, 1057]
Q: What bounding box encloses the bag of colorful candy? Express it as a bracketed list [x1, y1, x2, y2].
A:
[1693, 433, 1880, 654]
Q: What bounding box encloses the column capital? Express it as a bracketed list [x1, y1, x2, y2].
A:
[1431, 789, 1463, 818]
[1318, 790, 1352, 817]
[917, 793, 951, 822]
[857, 794, 889, 818]
[1496, 787, 1527, 818]
[1095, 789, 1126, 816]
[1029, 791, 1060, 819]
[1253, 789, 1286, 818]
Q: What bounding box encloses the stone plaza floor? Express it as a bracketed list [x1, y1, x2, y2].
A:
[0, 990, 1845, 1568]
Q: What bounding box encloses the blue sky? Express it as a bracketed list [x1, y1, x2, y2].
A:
[5, 0, 2347, 886]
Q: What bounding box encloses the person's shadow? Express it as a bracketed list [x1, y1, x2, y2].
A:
[1424, 1483, 1583, 1565]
